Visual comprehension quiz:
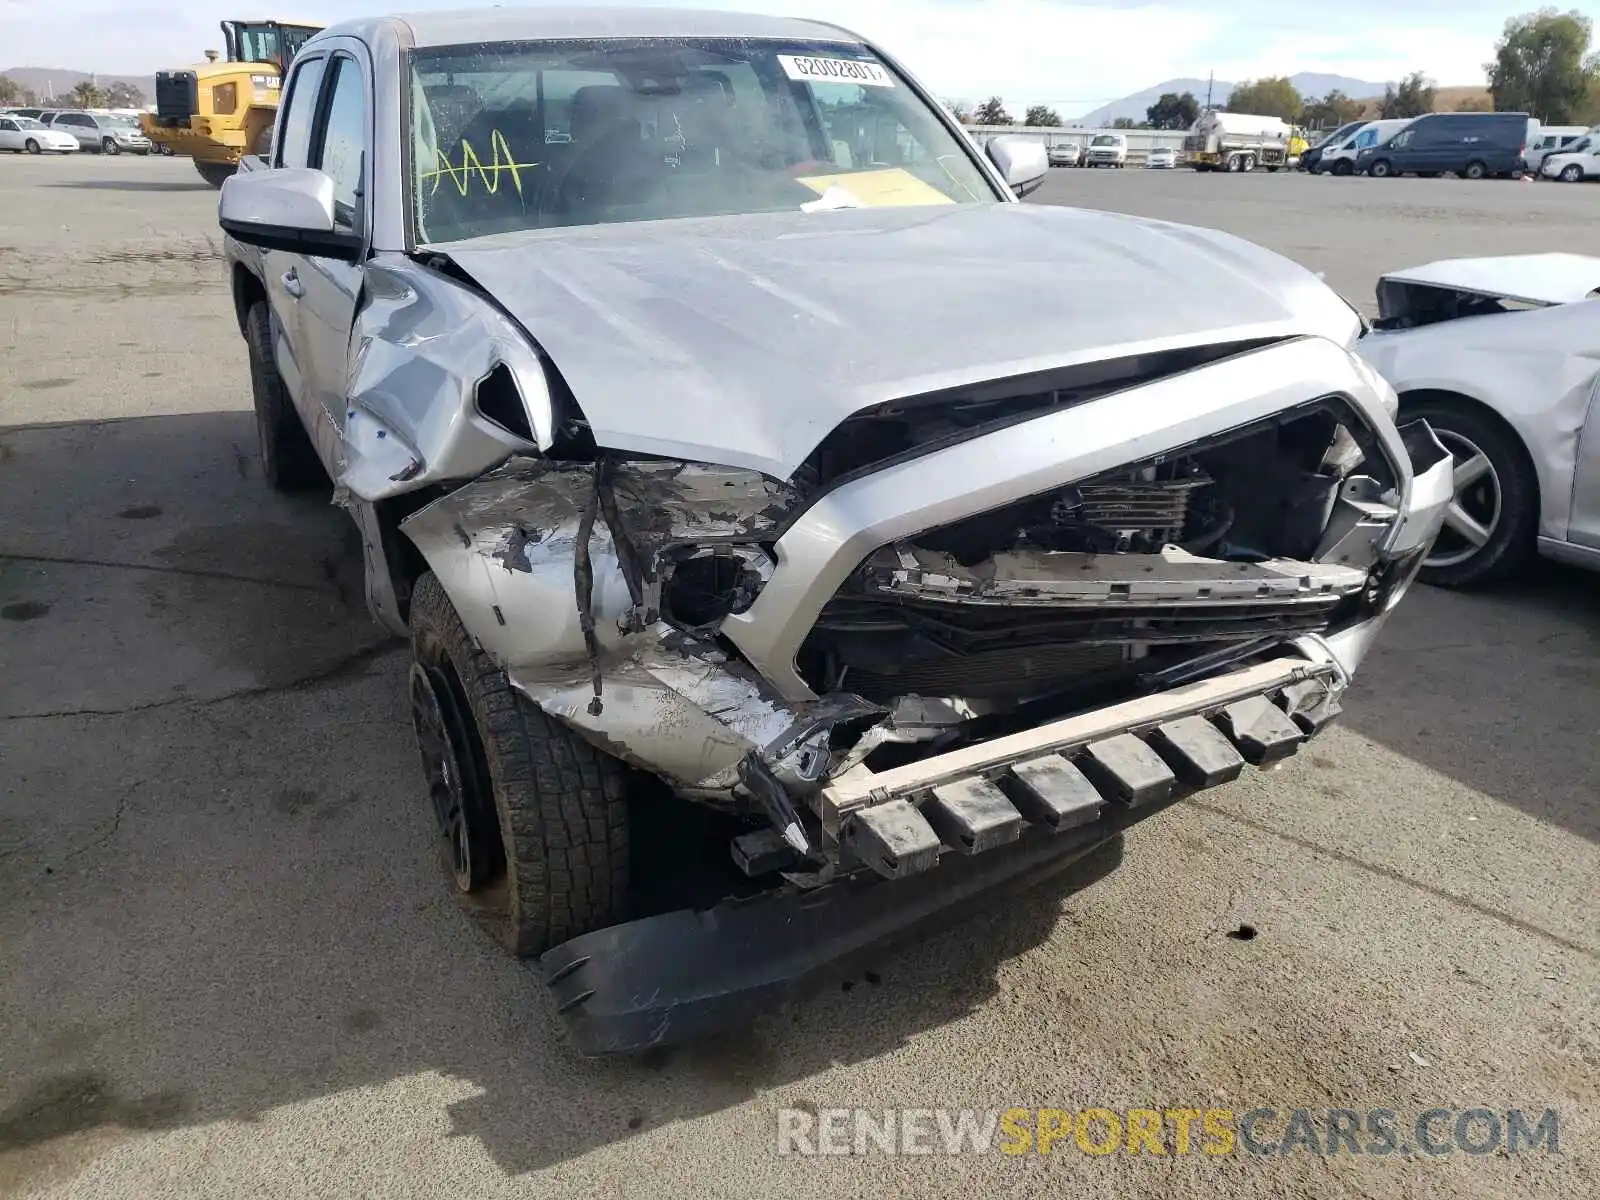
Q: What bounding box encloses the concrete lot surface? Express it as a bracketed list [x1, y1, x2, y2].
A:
[2, 154, 1597, 1199]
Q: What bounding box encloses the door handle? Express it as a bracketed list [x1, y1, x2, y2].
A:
[282, 268, 304, 299]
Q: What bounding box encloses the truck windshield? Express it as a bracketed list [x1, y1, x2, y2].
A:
[1090, 135, 1119, 146]
[406, 37, 999, 244]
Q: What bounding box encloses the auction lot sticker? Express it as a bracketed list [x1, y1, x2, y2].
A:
[779, 55, 895, 87]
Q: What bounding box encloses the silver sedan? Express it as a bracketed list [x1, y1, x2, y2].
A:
[1357, 253, 1600, 585]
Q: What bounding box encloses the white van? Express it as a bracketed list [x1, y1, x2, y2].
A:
[1525, 126, 1590, 175]
[1084, 132, 1128, 167]
[1316, 118, 1414, 175]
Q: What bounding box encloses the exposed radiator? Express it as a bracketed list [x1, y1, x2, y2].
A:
[1056, 477, 1208, 534]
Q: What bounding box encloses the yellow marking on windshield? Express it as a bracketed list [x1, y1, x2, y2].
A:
[795, 167, 955, 207]
[420, 130, 541, 197]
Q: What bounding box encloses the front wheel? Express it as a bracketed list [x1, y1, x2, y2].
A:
[408, 572, 632, 957]
[24, 138, 40, 154]
[1331, 159, 1353, 176]
[1369, 159, 1394, 178]
[101, 138, 119, 155]
[1402, 398, 1538, 588]
[245, 301, 327, 492]
[1561, 164, 1583, 182]
[194, 160, 235, 188]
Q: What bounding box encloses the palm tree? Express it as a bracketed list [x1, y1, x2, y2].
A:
[70, 80, 104, 108]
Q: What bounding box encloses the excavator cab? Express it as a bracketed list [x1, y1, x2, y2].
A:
[141, 16, 324, 187]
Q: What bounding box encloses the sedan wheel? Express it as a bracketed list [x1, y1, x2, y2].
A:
[1403, 399, 1538, 588]
[1561, 164, 1583, 182]
[24, 139, 40, 154]
[102, 138, 119, 155]
[1429, 430, 1502, 571]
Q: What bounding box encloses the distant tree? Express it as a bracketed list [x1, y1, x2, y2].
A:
[70, 80, 104, 108]
[1225, 76, 1303, 121]
[1457, 95, 1493, 112]
[973, 96, 1012, 125]
[1487, 8, 1600, 122]
[0, 75, 33, 106]
[1111, 116, 1136, 129]
[1378, 72, 1437, 118]
[1299, 89, 1364, 129]
[1145, 90, 1199, 130]
[943, 97, 974, 122]
[103, 81, 146, 108]
[1023, 104, 1063, 127]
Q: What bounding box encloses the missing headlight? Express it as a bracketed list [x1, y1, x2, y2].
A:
[660, 547, 774, 631]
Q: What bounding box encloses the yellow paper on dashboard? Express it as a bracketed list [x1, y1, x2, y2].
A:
[795, 167, 956, 207]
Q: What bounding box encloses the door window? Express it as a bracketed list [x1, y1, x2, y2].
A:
[1388, 129, 1414, 149]
[313, 55, 368, 232]
[276, 54, 327, 168]
[0, 119, 14, 132]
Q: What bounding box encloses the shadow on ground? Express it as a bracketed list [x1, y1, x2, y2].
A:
[1342, 559, 1599, 842]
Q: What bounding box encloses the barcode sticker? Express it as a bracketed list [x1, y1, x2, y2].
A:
[778, 55, 895, 88]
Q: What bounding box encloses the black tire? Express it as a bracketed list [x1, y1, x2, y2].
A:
[1561, 164, 1583, 182]
[24, 138, 40, 154]
[1369, 159, 1394, 178]
[1462, 160, 1487, 180]
[245, 300, 327, 492]
[102, 137, 119, 155]
[194, 160, 235, 188]
[1401, 397, 1538, 588]
[1331, 158, 1353, 176]
[408, 571, 631, 957]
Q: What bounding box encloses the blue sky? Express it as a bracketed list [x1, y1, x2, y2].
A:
[0, 1, 1548, 115]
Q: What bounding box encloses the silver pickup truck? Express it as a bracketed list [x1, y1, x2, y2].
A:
[218, 4, 1452, 1053]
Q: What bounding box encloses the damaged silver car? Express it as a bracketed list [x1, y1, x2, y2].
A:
[218, 6, 1453, 1051]
[1357, 253, 1600, 586]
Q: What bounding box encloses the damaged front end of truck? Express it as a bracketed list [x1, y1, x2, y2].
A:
[326, 225, 1454, 1052]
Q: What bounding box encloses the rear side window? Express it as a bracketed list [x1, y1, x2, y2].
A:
[276, 54, 327, 168]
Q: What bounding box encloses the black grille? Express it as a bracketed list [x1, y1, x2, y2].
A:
[845, 642, 1128, 701]
[155, 71, 198, 125]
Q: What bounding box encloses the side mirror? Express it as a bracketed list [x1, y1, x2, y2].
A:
[218, 167, 362, 261]
[986, 135, 1049, 197]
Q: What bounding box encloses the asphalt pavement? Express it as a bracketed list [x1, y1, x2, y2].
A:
[1, 153, 1596, 1199]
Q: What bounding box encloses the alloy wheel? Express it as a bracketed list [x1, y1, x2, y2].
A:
[1428, 429, 1502, 569]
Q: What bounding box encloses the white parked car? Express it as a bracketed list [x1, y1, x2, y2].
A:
[0, 114, 80, 154]
[1540, 136, 1599, 181]
[1145, 146, 1176, 168]
[1356, 254, 1600, 585]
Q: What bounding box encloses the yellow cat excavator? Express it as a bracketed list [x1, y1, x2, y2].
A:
[140, 18, 322, 188]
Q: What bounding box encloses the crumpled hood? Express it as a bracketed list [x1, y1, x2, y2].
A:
[441, 203, 1360, 479]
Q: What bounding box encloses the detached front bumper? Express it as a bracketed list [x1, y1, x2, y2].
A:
[542, 648, 1343, 1054]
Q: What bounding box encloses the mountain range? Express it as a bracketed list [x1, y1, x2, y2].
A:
[1077, 74, 1388, 126]
[1, 67, 157, 103]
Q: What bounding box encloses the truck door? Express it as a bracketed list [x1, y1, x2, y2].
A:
[258, 51, 328, 448]
[294, 48, 371, 472]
